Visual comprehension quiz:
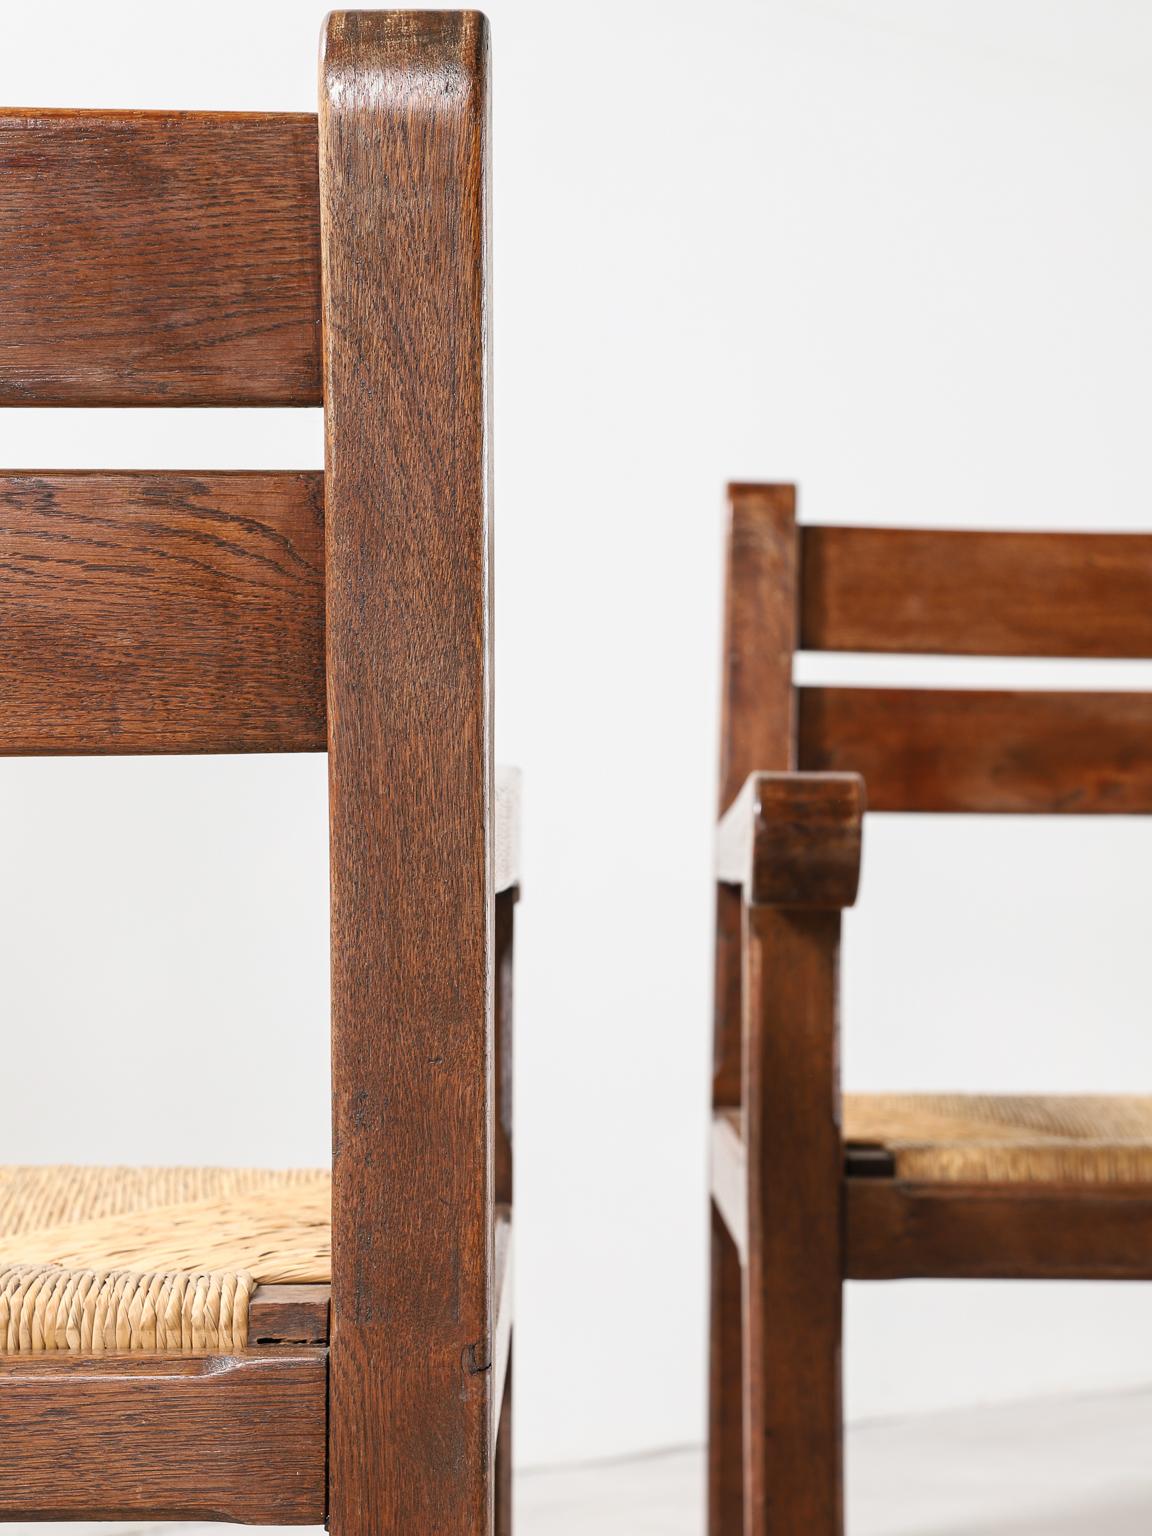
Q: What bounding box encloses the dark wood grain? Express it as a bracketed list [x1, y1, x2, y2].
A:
[0, 1350, 326, 1523]
[742, 904, 843, 1535]
[0, 111, 321, 405]
[0, 471, 325, 753]
[801, 526, 1152, 657]
[844, 1145, 898, 1179]
[716, 770, 864, 908]
[249, 1283, 331, 1345]
[718, 484, 798, 813]
[708, 1205, 745, 1536]
[495, 1339, 513, 1536]
[494, 884, 516, 1532]
[711, 485, 800, 1532]
[799, 686, 1152, 813]
[712, 885, 744, 1114]
[713, 484, 798, 1106]
[846, 1180, 1152, 1280]
[496, 890, 515, 1206]
[321, 13, 496, 1536]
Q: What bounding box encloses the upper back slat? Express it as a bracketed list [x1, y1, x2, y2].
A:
[801, 526, 1152, 658]
[0, 112, 321, 406]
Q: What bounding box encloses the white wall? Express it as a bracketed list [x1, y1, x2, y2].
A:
[2, 0, 1152, 1473]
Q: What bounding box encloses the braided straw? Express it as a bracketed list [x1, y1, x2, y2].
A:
[0, 1166, 330, 1354]
[0, 1266, 254, 1352]
[845, 1094, 1152, 1183]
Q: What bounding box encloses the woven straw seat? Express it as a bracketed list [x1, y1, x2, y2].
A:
[845, 1094, 1152, 1183]
[0, 1165, 330, 1354]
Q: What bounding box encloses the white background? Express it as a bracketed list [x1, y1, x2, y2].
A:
[2, 0, 1152, 1472]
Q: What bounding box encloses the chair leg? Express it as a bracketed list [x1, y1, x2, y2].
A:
[494, 892, 515, 1536]
[709, 1205, 746, 1535]
[495, 1345, 512, 1536]
[743, 904, 844, 1536]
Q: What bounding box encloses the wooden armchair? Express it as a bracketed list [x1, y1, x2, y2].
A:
[0, 12, 515, 1534]
[708, 482, 1152, 1534]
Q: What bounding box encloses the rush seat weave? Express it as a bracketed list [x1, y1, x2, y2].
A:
[0, 1166, 330, 1353]
[846, 1094, 1152, 1183]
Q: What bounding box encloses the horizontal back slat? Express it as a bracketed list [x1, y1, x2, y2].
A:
[0, 472, 325, 753]
[0, 112, 321, 406]
[798, 687, 1152, 812]
[800, 527, 1152, 657]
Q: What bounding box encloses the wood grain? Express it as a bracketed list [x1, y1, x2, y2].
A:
[0, 471, 325, 753]
[799, 686, 1152, 813]
[321, 13, 496, 1536]
[493, 890, 516, 1529]
[711, 485, 800, 1531]
[713, 484, 798, 1106]
[0, 111, 321, 406]
[718, 484, 798, 813]
[708, 1205, 745, 1536]
[249, 1283, 331, 1345]
[0, 1350, 326, 1523]
[846, 1180, 1152, 1280]
[801, 526, 1152, 657]
[712, 885, 744, 1113]
[742, 904, 843, 1535]
[715, 770, 864, 908]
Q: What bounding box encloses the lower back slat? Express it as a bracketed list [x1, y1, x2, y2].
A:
[798, 686, 1152, 813]
[0, 472, 326, 754]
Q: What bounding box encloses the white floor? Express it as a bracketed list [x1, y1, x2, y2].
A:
[521, 1386, 1152, 1534]
[22, 1385, 1152, 1534]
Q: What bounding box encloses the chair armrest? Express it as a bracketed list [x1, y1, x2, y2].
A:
[715, 770, 864, 909]
[495, 765, 521, 893]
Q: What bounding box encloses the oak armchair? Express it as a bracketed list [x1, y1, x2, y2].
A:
[709, 481, 1152, 1534]
[0, 12, 515, 1535]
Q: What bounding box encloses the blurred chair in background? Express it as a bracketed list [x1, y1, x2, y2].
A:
[709, 481, 1152, 1533]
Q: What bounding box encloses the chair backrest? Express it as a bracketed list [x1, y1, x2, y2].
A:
[0, 107, 326, 753]
[0, 13, 498, 1533]
[719, 483, 1152, 814]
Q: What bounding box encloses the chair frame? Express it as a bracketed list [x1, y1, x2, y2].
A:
[708, 482, 1152, 1534]
[0, 12, 515, 1535]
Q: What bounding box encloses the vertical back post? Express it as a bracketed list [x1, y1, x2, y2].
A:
[710, 485, 798, 1534]
[320, 12, 495, 1533]
[714, 483, 798, 1104]
[717, 483, 799, 812]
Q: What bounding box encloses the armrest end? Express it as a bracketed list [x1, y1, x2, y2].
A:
[716, 770, 864, 908]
